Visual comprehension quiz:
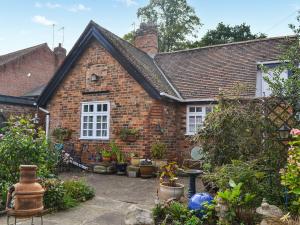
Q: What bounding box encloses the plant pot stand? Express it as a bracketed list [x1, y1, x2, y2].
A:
[127, 165, 140, 177]
[93, 162, 116, 174]
[184, 169, 203, 199]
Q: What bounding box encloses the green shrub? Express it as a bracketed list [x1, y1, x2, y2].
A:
[281, 129, 300, 215]
[42, 178, 94, 211]
[152, 203, 167, 224]
[216, 180, 257, 225]
[0, 116, 58, 184]
[151, 142, 167, 159]
[41, 178, 66, 210]
[184, 215, 201, 225]
[63, 179, 95, 202]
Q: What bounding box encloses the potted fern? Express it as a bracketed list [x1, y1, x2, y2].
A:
[159, 162, 184, 200]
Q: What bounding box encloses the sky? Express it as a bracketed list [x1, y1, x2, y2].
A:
[0, 0, 299, 55]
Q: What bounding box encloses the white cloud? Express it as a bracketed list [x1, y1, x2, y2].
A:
[68, 4, 91, 12]
[118, 0, 138, 7]
[32, 15, 56, 26]
[45, 2, 61, 8]
[34, 2, 61, 9]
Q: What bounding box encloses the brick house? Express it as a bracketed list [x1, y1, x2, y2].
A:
[35, 21, 290, 163]
[0, 43, 66, 127]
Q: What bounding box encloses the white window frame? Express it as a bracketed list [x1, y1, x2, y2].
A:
[186, 105, 213, 135]
[80, 101, 110, 140]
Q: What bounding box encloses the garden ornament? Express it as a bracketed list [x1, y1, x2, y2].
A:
[256, 198, 284, 225]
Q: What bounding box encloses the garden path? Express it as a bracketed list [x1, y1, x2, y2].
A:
[0, 172, 204, 225]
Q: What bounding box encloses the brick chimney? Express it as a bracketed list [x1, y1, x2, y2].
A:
[134, 22, 158, 57]
[54, 43, 66, 68]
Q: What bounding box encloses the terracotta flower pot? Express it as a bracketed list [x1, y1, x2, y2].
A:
[139, 165, 154, 178]
[126, 135, 137, 142]
[102, 156, 111, 162]
[159, 182, 184, 201]
[130, 157, 140, 166]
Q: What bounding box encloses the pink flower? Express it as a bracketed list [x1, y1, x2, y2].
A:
[290, 128, 300, 136]
[0, 134, 3, 140]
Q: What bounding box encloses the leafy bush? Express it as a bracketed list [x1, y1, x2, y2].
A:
[63, 179, 95, 202]
[204, 160, 265, 205]
[0, 116, 58, 183]
[281, 129, 300, 215]
[152, 201, 216, 225]
[151, 142, 167, 159]
[41, 178, 66, 210]
[195, 97, 265, 166]
[42, 178, 94, 211]
[216, 180, 257, 225]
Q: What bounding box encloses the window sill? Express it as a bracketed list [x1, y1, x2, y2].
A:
[79, 137, 109, 141]
[185, 133, 195, 136]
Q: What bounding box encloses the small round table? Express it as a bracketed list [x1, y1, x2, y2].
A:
[184, 169, 203, 199]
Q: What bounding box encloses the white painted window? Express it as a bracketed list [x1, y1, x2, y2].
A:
[256, 61, 291, 97]
[80, 101, 110, 140]
[186, 105, 213, 135]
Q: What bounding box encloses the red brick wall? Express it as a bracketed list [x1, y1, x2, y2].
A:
[0, 45, 56, 96]
[46, 40, 195, 164]
[0, 103, 35, 118]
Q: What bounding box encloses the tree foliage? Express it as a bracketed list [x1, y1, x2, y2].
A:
[263, 12, 300, 107]
[188, 22, 266, 48]
[123, 31, 135, 44]
[137, 0, 201, 52]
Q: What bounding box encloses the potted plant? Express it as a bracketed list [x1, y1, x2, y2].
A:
[151, 142, 167, 169]
[130, 152, 141, 166]
[120, 128, 139, 142]
[139, 159, 154, 178]
[100, 149, 111, 162]
[116, 151, 127, 175]
[159, 162, 184, 201]
[52, 127, 72, 143]
[109, 141, 119, 161]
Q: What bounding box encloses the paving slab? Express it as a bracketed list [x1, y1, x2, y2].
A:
[0, 172, 204, 225]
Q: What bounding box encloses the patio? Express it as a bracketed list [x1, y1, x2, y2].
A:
[0, 172, 204, 225]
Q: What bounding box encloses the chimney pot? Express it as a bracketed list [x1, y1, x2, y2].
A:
[54, 43, 66, 68]
[134, 22, 158, 57]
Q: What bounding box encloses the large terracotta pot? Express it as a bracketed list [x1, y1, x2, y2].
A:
[159, 182, 184, 201]
[6, 165, 45, 217]
[139, 165, 154, 178]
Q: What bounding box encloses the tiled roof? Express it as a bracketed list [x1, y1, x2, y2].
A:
[93, 23, 178, 98]
[155, 37, 293, 99]
[23, 84, 47, 97]
[0, 43, 48, 66]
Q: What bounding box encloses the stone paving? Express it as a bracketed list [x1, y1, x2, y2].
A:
[0, 171, 204, 225]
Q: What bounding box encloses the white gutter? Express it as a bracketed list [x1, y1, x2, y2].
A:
[153, 59, 183, 100]
[160, 92, 216, 102]
[257, 60, 289, 65]
[38, 107, 50, 138]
